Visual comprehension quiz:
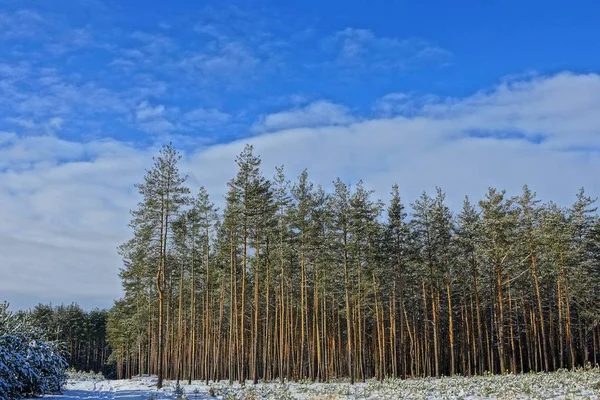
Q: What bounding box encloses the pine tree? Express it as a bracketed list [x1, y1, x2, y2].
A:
[224, 144, 274, 384]
[189, 187, 218, 384]
[329, 178, 355, 383]
[349, 181, 383, 381]
[568, 188, 600, 365]
[478, 188, 517, 374]
[384, 184, 408, 378]
[516, 185, 548, 372]
[128, 143, 190, 388]
[308, 184, 332, 382]
[455, 196, 484, 375]
[290, 169, 314, 380]
[430, 188, 455, 375]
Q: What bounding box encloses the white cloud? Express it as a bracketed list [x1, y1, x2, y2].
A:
[45, 28, 95, 55]
[324, 28, 451, 70]
[0, 130, 17, 145]
[0, 65, 127, 124]
[2, 72, 600, 310]
[254, 100, 354, 132]
[415, 72, 600, 149]
[375, 92, 441, 116]
[48, 117, 64, 130]
[185, 107, 231, 127]
[0, 9, 44, 39]
[5, 117, 36, 129]
[179, 41, 261, 82]
[134, 101, 176, 134]
[0, 136, 149, 309]
[136, 101, 166, 121]
[0, 62, 30, 79]
[117, 22, 270, 91]
[131, 31, 176, 56]
[138, 119, 176, 135]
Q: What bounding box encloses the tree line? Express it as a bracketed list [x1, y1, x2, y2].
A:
[24, 303, 111, 376]
[108, 143, 600, 388]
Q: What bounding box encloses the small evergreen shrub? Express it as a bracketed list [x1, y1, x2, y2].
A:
[66, 367, 105, 381]
[173, 381, 186, 399]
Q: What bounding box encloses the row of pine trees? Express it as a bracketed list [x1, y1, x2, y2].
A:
[107, 144, 600, 388]
[28, 303, 110, 376]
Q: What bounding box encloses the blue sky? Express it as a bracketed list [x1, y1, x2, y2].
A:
[3, 0, 599, 144]
[2, 0, 600, 309]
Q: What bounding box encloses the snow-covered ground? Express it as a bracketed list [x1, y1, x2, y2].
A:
[33, 369, 600, 399]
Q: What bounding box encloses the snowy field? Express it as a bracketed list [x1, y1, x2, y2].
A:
[33, 369, 600, 400]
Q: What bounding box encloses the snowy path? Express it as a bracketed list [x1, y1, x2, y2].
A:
[34, 378, 211, 400]
[30, 370, 600, 399]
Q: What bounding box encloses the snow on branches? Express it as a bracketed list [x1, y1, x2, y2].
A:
[0, 302, 68, 399]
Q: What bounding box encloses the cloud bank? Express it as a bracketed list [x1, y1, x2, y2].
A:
[1, 72, 599, 309]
